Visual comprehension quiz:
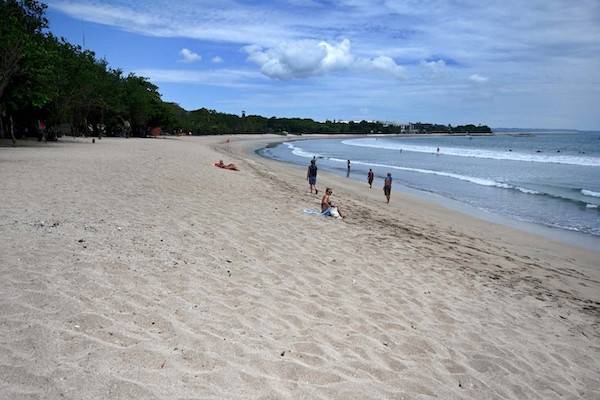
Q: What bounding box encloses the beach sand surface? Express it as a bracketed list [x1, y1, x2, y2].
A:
[1, 135, 599, 399]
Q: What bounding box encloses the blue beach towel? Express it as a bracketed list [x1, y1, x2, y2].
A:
[303, 208, 341, 218]
[303, 208, 324, 216]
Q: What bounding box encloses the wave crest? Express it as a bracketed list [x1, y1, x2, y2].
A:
[328, 157, 539, 194]
[582, 189, 600, 198]
[283, 142, 321, 159]
[342, 138, 600, 167]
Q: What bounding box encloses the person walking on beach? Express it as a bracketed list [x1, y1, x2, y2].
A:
[307, 159, 318, 194]
[383, 173, 392, 204]
[367, 169, 374, 188]
[347, 159, 351, 177]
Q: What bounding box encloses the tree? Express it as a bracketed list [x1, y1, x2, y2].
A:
[0, 0, 47, 99]
[0, 0, 48, 143]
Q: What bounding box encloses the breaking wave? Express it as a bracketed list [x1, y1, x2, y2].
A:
[581, 189, 600, 198]
[341, 138, 600, 167]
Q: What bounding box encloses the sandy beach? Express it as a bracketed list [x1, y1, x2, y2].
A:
[1, 135, 599, 399]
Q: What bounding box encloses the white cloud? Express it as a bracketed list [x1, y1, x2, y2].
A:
[134, 68, 264, 88]
[422, 59, 447, 78]
[368, 56, 407, 78]
[51, 0, 600, 64]
[245, 39, 405, 80]
[320, 39, 354, 70]
[244, 40, 342, 79]
[469, 74, 489, 83]
[179, 48, 201, 63]
[50, 0, 300, 46]
[212, 56, 224, 63]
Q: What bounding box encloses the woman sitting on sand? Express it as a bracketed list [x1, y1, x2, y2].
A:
[321, 188, 344, 218]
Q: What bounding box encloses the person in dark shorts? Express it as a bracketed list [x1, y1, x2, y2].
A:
[367, 169, 374, 188]
[346, 159, 351, 177]
[307, 159, 318, 194]
[383, 173, 392, 203]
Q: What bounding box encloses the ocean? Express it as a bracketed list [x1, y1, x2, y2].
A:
[259, 132, 600, 238]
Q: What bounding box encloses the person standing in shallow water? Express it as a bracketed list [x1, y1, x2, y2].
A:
[307, 159, 318, 194]
[383, 173, 392, 204]
[367, 169, 374, 188]
[346, 160, 351, 177]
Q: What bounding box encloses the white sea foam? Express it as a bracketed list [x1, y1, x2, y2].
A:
[341, 138, 600, 167]
[283, 142, 321, 159]
[586, 203, 599, 209]
[581, 189, 600, 198]
[327, 157, 539, 194]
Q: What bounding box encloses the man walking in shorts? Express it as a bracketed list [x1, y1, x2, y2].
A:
[368, 169, 374, 188]
[383, 173, 392, 203]
[307, 159, 318, 194]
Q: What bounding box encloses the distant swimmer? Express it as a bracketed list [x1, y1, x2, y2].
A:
[436, 147, 440, 155]
[383, 173, 392, 204]
[347, 159, 351, 177]
[307, 159, 318, 194]
[368, 169, 374, 188]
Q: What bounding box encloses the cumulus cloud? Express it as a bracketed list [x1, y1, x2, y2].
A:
[179, 48, 201, 63]
[244, 40, 348, 79]
[212, 56, 224, 63]
[368, 56, 407, 78]
[422, 59, 447, 78]
[469, 73, 489, 83]
[244, 39, 405, 80]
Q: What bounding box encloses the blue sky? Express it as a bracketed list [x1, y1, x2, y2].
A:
[47, 0, 600, 129]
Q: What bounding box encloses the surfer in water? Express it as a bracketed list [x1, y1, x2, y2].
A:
[383, 173, 392, 204]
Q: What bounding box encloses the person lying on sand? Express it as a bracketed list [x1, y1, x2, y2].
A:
[321, 188, 344, 218]
[214, 160, 238, 171]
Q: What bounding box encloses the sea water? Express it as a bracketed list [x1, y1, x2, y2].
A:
[259, 132, 600, 238]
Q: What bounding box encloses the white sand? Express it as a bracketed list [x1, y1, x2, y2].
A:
[0, 135, 599, 399]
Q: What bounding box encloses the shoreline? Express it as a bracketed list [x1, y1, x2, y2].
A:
[221, 133, 600, 290]
[219, 134, 600, 289]
[253, 135, 600, 252]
